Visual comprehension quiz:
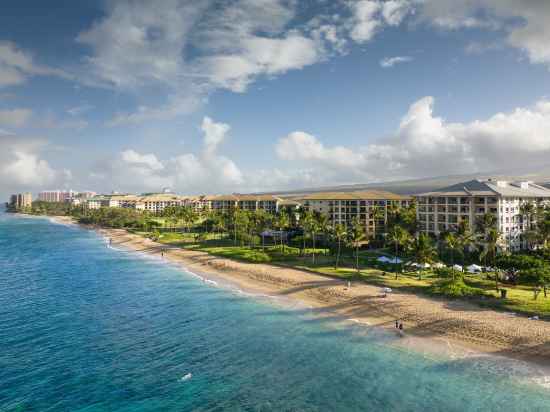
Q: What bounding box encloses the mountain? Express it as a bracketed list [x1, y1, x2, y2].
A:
[260, 166, 550, 197]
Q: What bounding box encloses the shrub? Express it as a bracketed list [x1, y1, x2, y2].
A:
[429, 279, 485, 298]
[434, 267, 463, 279]
[496, 254, 546, 271]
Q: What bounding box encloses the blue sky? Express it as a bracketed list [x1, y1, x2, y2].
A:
[2, 0, 550, 198]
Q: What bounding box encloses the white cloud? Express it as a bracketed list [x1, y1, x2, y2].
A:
[0, 136, 68, 192]
[0, 108, 32, 127]
[201, 116, 230, 154]
[121, 149, 164, 171]
[381, 0, 411, 26]
[67, 104, 94, 116]
[106, 94, 202, 126]
[112, 116, 243, 193]
[275, 96, 550, 184]
[348, 0, 412, 43]
[0, 41, 69, 88]
[349, 1, 382, 43]
[380, 55, 413, 67]
[418, 1, 550, 66]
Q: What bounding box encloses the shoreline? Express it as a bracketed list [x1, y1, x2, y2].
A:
[48, 215, 550, 369]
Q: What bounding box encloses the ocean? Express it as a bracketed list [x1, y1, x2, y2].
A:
[1, 212, 550, 411]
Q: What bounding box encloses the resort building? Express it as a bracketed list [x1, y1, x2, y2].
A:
[86, 195, 113, 210]
[298, 191, 411, 235]
[9, 193, 32, 210]
[209, 194, 287, 214]
[135, 194, 184, 214]
[109, 195, 142, 209]
[415, 179, 550, 251]
[184, 195, 214, 213]
[38, 190, 79, 203]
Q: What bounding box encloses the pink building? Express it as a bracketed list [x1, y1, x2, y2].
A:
[38, 190, 78, 202]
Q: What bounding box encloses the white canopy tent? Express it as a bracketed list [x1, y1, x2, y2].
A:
[467, 264, 483, 273]
[377, 256, 402, 264]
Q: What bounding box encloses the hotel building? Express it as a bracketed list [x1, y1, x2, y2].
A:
[9, 193, 32, 210]
[298, 191, 411, 235]
[38, 190, 78, 202]
[135, 194, 184, 214]
[210, 194, 286, 214]
[415, 179, 550, 251]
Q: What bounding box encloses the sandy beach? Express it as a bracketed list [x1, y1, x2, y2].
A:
[51, 215, 550, 365]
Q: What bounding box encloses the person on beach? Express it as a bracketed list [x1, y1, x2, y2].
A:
[399, 322, 403, 331]
[109, 238, 112, 245]
[161, 251, 164, 258]
[395, 320, 399, 329]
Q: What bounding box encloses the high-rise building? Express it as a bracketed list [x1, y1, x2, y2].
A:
[9, 193, 32, 210]
[38, 190, 78, 202]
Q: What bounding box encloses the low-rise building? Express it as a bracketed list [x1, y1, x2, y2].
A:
[298, 191, 411, 235]
[86, 195, 112, 210]
[415, 179, 550, 251]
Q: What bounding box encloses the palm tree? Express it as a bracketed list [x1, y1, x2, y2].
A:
[277, 210, 290, 253]
[412, 233, 437, 280]
[333, 224, 347, 269]
[443, 232, 461, 281]
[370, 206, 385, 241]
[457, 224, 477, 268]
[476, 212, 497, 236]
[386, 225, 410, 279]
[317, 214, 330, 255]
[520, 201, 536, 231]
[479, 228, 502, 291]
[350, 217, 366, 274]
[538, 216, 550, 250]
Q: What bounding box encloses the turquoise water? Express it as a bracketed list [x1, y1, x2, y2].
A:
[1, 213, 550, 411]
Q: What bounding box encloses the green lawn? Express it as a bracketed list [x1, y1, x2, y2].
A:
[148, 231, 550, 318]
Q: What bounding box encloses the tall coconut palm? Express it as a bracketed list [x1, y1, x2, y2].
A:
[457, 224, 477, 268]
[301, 211, 314, 257]
[479, 228, 502, 291]
[317, 213, 330, 255]
[412, 233, 437, 280]
[476, 212, 497, 235]
[309, 214, 320, 265]
[538, 216, 550, 250]
[520, 201, 536, 231]
[333, 224, 347, 269]
[386, 225, 410, 279]
[370, 206, 386, 241]
[350, 217, 366, 274]
[276, 210, 290, 253]
[443, 232, 461, 281]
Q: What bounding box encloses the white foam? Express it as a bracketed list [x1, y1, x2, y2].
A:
[347, 318, 371, 326]
[180, 373, 192, 382]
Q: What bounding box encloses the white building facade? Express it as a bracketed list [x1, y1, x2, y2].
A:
[415, 179, 550, 251]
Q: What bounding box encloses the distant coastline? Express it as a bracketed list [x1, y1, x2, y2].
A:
[47, 214, 550, 368]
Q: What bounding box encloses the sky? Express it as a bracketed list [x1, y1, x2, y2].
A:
[2, 0, 550, 198]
